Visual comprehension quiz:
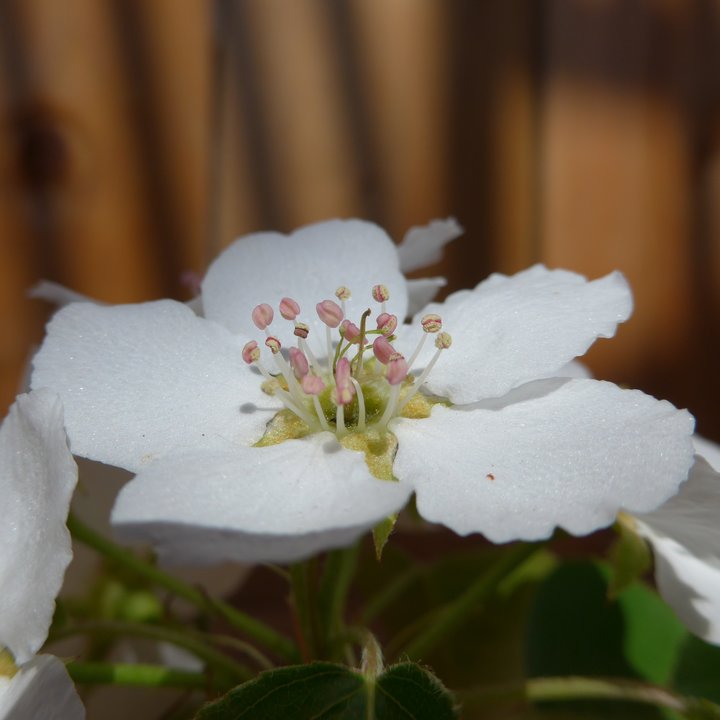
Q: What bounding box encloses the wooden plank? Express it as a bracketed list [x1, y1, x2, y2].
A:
[538, 0, 695, 385]
[349, 0, 450, 243]
[240, 0, 362, 231]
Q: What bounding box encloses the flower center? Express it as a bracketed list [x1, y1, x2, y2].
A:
[242, 285, 451, 440]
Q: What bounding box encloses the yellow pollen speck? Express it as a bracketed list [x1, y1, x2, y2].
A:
[254, 409, 310, 447]
[399, 391, 434, 419]
[341, 429, 398, 482]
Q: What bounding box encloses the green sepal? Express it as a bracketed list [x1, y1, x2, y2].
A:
[194, 660, 458, 719]
[607, 518, 652, 598]
[372, 514, 398, 560]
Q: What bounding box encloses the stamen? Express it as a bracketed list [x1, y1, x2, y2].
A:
[265, 336, 281, 354]
[316, 299, 344, 328]
[335, 286, 351, 316]
[252, 303, 274, 330]
[408, 313, 443, 369]
[340, 320, 360, 343]
[349, 377, 366, 431]
[243, 343, 313, 424]
[299, 337, 321, 373]
[336, 403, 346, 438]
[372, 284, 390, 314]
[302, 375, 331, 432]
[376, 312, 398, 336]
[386, 353, 409, 385]
[397, 331, 452, 415]
[294, 322, 309, 339]
[279, 297, 301, 320]
[289, 347, 309, 378]
[242, 340, 261, 364]
[372, 336, 395, 365]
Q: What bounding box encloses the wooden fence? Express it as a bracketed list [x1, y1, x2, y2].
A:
[1, 0, 718, 438]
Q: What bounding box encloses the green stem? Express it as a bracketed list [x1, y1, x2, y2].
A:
[67, 661, 220, 691]
[457, 676, 720, 717]
[398, 542, 540, 660]
[50, 620, 251, 681]
[318, 544, 361, 658]
[67, 514, 298, 662]
[289, 561, 319, 660]
[360, 564, 423, 625]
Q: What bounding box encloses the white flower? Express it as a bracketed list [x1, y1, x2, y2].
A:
[633, 436, 720, 644]
[0, 390, 84, 719]
[31, 220, 694, 565]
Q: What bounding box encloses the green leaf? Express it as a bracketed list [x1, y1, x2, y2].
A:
[672, 635, 720, 703]
[607, 520, 652, 598]
[194, 661, 457, 720]
[372, 514, 398, 560]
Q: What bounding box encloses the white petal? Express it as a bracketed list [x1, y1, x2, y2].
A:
[112, 433, 411, 564]
[393, 379, 694, 543]
[693, 435, 720, 471]
[0, 655, 84, 720]
[406, 277, 446, 318]
[405, 265, 633, 404]
[0, 391, 77, 664]
[29, 281, 96, 307]
[635, 456, 720, 643]
[202, 220, 408, 349]
[31, 300, 278, 472]
[397, 218, 463, 273]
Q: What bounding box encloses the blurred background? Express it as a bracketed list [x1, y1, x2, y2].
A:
[1, 0, 719, 439]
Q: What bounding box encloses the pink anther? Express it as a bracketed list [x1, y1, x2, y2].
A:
[376, 312, 398, 336]
[316, 299, 344, 328]
[435, 331, 453, 350]
[294, 322, 309, 339]
[279, 297, 301, 320]
[301, 374, 325, 396]
[289, 347, 309, 378]
[242, 340, 260, 364]
[265, 336, 282, 354]
[372, 336, 395, 365]
[252, 303, 274, 330]
[334, 358, 356, 406]
[340, 320, 361, 343]
[421, 313, 442, 333]
[386, 353, 409, 386]
[371, 284, 390, 303]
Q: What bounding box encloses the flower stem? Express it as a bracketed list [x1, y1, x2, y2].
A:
[318, 543, 361, 659]
[289, 560, 320, 661]
[67, 661, 223, 691]
[51, 619, 251, 681]
[456, 676, 718, 717]
[397, 542, 540, 660]
[67, 514, 298, 662]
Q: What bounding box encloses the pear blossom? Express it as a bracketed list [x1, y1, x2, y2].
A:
[0, 390, 84, 719]
[31, 219, 694, 565]
[632, 436, 720, 644]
